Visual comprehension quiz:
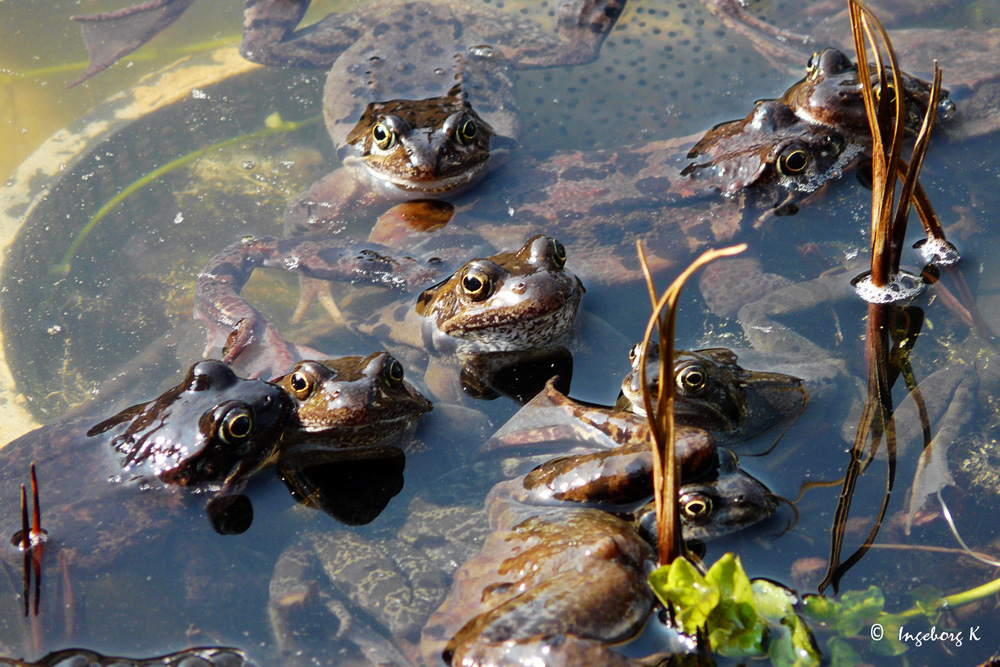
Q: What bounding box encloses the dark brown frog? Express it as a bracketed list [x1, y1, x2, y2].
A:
[0, 353, 430, 651]
[699, 0, 996, 141]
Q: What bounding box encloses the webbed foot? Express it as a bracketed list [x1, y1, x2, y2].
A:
[70, 0, 197, 86]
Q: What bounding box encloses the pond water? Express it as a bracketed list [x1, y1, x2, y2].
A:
[1, 0, 999, 665]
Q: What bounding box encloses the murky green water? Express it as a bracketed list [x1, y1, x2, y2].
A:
[1, 0, 999, 664]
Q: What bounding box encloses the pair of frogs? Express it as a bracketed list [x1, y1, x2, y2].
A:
[0, 350, 431, 651]
[268, 343, 807, 666]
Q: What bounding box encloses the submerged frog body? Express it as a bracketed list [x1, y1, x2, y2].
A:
[0, 353, 430, 650]
[701, 0, 997, 140]
[617, 344, 808, 443]
[196, 234, 584, 391]
[73, 0, 627, 225]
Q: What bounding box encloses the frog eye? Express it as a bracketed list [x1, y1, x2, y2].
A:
[219, 406, 253, 445]
[677, 364, 708, 393]
[386, 358, 405, 384]
[778, 146, 809, 175]
[806, 51, 819, 75]
[460, 266, 493, 302]
[372, 122, 397, 151]
[549, 238, 567, 268]
[628, 343, 641, 363]
[288, 368, 316, 400]
[680, 493, 713, 523]
[457, 116, 478, 145]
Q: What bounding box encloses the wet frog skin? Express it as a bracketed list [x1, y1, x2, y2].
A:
[0, 647, 252, 667]
[73, 0, 626, 227]
[700, 0, 996, 141]
[0, 360, 289, 649]
[273, 351, 432, 453]
[196, 234, 584, 387]
[616, 344, 808, 444]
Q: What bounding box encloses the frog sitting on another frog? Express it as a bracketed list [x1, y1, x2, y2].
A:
[73, 0, 628, 227]
[266, 344, 796, 665]
[0, 352, 430, 651]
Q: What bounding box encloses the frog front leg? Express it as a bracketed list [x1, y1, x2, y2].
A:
[194, 236, 442, 376]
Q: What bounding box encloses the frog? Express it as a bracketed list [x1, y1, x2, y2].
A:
[698, 0, 999, 141]
[0, 352, 431, 651]
[195, 233, 585, 398]
[419, 443, 779, 667]
[615, 343, 808, 443]
[266, 340, 797, 665]
[71, 0, 628, 226]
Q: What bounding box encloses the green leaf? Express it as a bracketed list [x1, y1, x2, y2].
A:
[834, 586, 885, 636]
[826, 637, 862, 667]
[648, 557, 719, 633]
[753, 580, 821, 667]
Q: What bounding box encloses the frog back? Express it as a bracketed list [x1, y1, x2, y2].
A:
[324, 2, 519, 154]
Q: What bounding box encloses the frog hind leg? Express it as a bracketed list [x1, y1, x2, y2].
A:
[69, 0, 197, 86]
[240, 0, 374, 69]
[460, 0, 628, 69]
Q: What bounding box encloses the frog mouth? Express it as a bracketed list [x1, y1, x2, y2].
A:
[365, 162, 491, 195]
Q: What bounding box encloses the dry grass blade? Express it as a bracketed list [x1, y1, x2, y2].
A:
[636, 242, 746, 565]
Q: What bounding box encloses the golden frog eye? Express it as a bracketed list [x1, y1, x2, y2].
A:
[549, 238, 567, 268]
[219, 406, 253, 445]
[372, 122, 397, 151]
[806, 51, 819, 75]
[386, 358, 405, 384]
[677, 364, 708, 393]
[778, 146, 809, 175]
[288, 368, 316, 401]
[680, 493, 713, 522]
[460, 266, 493, 302]
[457, 116, 478, 145]
[628, 343, 641, 363]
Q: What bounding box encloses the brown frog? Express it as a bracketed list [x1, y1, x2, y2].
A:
[616, 343, 809, 443]
[72, 0, 628, 227]
[266, 343, 799, 665]
[700, 0, 997, 140]
[195, 234, 585, 397]
[0, 353, 430, 651]
[420, 443, 779, 667]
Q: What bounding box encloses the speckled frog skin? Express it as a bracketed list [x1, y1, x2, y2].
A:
[195, 234, 585, 389]
[70, 0, 628, 226]
[237, 0, 629, 230]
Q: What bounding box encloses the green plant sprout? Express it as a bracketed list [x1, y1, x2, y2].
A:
[53, 112, 321, 275]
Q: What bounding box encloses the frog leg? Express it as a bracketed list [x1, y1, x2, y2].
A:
[290, 275, 343, 325]
[240, 0, 380, 69]
[461, 0, 629, 69]
[69, 0, 197, 86]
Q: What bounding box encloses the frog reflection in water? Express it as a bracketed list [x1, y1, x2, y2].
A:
[73, 0, 627, 224]
[197, 234, 584, 393]
[266, 346, 803, 666]
[0, 352, 430, 648]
